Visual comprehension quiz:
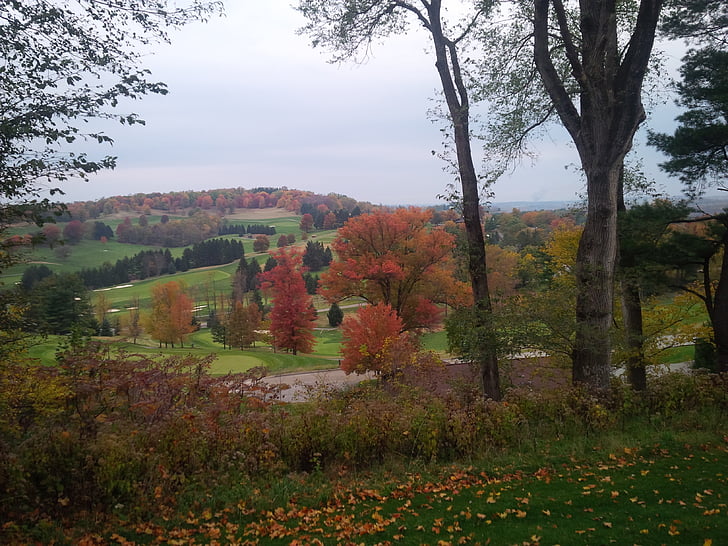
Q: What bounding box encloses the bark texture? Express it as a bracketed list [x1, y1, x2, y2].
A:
[533, 0, 663, 390]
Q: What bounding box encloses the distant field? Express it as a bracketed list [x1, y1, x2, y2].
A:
[3, 210, 338, 312]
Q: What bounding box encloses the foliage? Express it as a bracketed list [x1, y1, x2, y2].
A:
[260, 247, 317, 355]
[2, 355, 727, 543]
[340, 303, 412, 376]
[226, 302, 262, 350]
[145, 281, 195, 347]
[327, 302, 344, 327]
[320, 208, 470, 331]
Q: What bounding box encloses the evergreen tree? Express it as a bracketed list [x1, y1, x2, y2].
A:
[327, 302, 344, 327]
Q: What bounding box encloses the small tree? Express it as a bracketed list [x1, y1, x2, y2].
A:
[299, 213, 314, 233]
[327, 302, 344, 327]
[340, 303, 413, 378]
[260, 248, 317, 355]
[253, 235, 270, 253]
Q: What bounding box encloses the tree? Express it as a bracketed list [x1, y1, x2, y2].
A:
[253, 235, 270, 253]
[297, 0, 501, 399]
[327, 302, 344, 327]
[617, 198, 694, 389]
[302, 240, 332, 271]
[62, 220, 86, 244]
[340, 303, 413, 377]
[0, 1, 222, 241]
[475, 0, 663, 389]
[647, 0, 728, 370]
[319, 208, 470, 331]
[299, 213, 314, 233]
[146, 281, 195, 348]
[226, 301, 262, 349]
[124, 297, 142, 344]
[259, 247, 317, 355]
[28, 273, 96, 334]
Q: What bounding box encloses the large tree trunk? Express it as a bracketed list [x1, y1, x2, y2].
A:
[533, 0, 662, 390]
[428, 0, 500, 399]
[571, 165, 619, 389]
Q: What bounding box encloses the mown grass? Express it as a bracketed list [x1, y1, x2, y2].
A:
[26, 402, 726, 545]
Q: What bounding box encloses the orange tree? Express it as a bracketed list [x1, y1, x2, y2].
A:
[260, 247, 317, 355]
[340, 303, 411, 376]
[320, 208, 470, 331]
[146, 281, 195, 348]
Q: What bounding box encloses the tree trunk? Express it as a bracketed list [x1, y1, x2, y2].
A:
[428, 0, 500, 400]
[617, 186, 647, 390]
[571, 166, 619, 389]
[533, 0, 662, 391]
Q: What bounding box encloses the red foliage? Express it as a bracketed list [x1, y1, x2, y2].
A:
[320, 208, 470, 330]
[340, 303, 414, 375]
[260, 248, 317, 355]
[299, 213, 314, 233]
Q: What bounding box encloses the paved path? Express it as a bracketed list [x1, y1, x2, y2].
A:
[262, 368, 375, 402]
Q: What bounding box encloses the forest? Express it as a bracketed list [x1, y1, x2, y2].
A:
[1, 0, 727, 544]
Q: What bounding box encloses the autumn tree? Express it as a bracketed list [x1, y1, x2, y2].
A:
[299, 213, 314, 233]
[319, 208, 470, 331]
[340, 303, 415, 377]
[253, 235, 270, 253]
[146, 281, 195, 348]
[260, 247, 317, 355]
[297, 0, 501, 399]
[475, 0, 663, 389]
[226, 301, 262, 350]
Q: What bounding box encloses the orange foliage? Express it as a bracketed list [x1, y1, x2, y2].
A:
[340, 303, 414, 375]
[320, 208, 470, 330]
[146, 281, 195, 347]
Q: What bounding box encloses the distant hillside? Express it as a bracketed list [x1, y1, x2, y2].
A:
[490, 200, 577, 212]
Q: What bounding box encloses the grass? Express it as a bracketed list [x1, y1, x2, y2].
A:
[74, 415, 728, 545]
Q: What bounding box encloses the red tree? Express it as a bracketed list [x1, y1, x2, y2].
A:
[320, 208, 470, 330]
[299, 213, 314, 233]
[260, 247, 317, 355]
[62, 220, 85, 243]
[340, 303, 414, 376]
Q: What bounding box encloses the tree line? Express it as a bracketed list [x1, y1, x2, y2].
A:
[16, 238, 247, 293]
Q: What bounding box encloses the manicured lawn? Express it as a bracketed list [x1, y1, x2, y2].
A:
[99, 431, 728, 545]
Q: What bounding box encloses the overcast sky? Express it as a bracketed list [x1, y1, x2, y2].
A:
[56, 2, 698, 207]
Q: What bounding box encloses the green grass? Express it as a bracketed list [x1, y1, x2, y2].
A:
[26, 326, 343, 375]
[95, 421, 728, 545]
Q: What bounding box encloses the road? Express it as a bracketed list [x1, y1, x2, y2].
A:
[262, 368, 375, 402]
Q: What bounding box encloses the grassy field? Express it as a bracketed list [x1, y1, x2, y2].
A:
[144, 433, 727, 545]
[23, 402, 726, 545]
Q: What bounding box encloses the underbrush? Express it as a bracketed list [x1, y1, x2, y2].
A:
[1, 342, 726, 544]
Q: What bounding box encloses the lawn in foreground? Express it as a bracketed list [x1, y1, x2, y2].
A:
[103, 434, 728, 545]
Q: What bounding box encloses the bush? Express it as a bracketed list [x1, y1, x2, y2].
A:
[2, 340, 727, 529]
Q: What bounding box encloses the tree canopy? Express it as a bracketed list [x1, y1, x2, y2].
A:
[0, 0, 222, 226]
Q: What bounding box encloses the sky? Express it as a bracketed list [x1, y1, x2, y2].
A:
[54, 2, 701, 207]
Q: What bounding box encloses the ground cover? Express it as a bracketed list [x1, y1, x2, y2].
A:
[19, 411, 726, 545]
